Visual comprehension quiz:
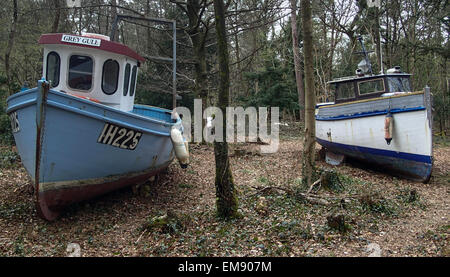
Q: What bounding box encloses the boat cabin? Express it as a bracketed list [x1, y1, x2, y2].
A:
[329, 66, 412, 104]
[39, 33, 145, 112]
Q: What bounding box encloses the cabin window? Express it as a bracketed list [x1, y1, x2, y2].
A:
[46, 51, 60, 87]
[102, 59, 120, 95]
[68, 55, 93, 91]
[388, 77, 411, 92]
[335, 82, 355, 100]
[129, 65, 137, 97]
[358, 79, 385, 95]
[123, 63, 131, 96]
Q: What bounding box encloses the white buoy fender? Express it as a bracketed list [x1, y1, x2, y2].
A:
[170, 127, 189, 168]
[384, 112, 393, 145]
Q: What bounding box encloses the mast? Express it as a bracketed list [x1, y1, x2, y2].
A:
[357, 35, 373, 75]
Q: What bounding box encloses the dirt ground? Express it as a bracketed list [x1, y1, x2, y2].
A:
[0, 128, 448, 257]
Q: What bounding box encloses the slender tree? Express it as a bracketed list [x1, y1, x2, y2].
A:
[290, 0, 305, 122]
[171, 0, 211, 103]
[4, 0, 18, 96]
[110, 0, 119, 41]
[300, 0, 316, 186]
[51, 0, 61, 33]
[212, 0, 238, 219]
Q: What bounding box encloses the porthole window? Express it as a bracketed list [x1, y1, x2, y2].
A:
[68, 55, 93, 91]
[46, 52, 60, 87]
[123, 63, 131, 96]
[102, 59, 119, 95]
[129, 65, 137, 97]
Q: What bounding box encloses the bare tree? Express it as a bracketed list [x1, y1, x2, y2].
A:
[212, 0, 238, 218]
[290, 0, 305, 122]
[300, 0, 316, 186]
[51, 0, 61, 33]
[4, 0, 18, 95]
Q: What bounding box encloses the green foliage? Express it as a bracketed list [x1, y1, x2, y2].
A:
[0, 113, 14, 145]
[0, 86, 14, 145]
[0, 201, 33, 220]
[326, 213, 351, 233]
[433, 87, 450, 133]
[316, 168, 345, 193]
[358, 191, 399, 216]
[0, 75, 7, 85]
[241, 57, 299, 114]
[0, 148, 19, 169]
[141, 211, 187, 235]
[434, 134, 450, 147]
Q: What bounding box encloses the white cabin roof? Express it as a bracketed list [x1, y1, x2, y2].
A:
[39, 33, 144, 112]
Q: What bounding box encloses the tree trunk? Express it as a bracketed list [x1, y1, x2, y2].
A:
[186, 0, 209, 140]
[213, 0, 238, 219]
[290, 0, 305, 123]
[300, 0, 316, 186]
[51, 0, 61, 33]
[77, 7, 82, 35]
[233, 0, 243, 103]
[191, 34, 208, 102]
[5, 0, 18, 96]
[110, 0, 119, 41]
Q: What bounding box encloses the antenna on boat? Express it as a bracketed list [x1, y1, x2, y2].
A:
[110, 15, 178, 109]
[355, 35, 373, 76]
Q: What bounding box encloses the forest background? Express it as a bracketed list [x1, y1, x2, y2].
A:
[0, 0, 448, 145]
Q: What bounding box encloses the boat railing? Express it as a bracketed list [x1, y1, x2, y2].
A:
[327, 76, 357, 84]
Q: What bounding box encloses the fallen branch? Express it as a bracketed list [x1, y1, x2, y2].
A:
[250, 185, 291, 196]
[135, 229, 147, 245]
[306, 175, 322, 194]
[251, 185, 330, 205]
[297, 192, 330, 205]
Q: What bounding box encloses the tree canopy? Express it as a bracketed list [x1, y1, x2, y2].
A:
[0, 0, 448, 132]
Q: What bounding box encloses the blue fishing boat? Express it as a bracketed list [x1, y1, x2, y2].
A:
[6, 32, 189, 220]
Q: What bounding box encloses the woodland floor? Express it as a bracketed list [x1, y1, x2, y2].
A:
[0, 123, 448, 257]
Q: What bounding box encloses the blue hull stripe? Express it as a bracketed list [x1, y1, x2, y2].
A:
[316, 138, 432, 164]
[316, 106, 425, 121]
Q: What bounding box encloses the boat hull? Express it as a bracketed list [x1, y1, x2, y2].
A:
[6, 82, 179, 220]
[315, 90, 433, 182]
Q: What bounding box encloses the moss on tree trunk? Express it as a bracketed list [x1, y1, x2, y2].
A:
[213, 0, 238, 219]
[301, 0, 316, 186]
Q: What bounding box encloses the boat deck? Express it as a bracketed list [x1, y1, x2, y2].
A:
[132, 104, 174, 123]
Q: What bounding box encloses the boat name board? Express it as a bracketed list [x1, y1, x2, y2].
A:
[61, 35, 101, 47]
[97, 123, 142, 150]
[9, 112, 20, 133]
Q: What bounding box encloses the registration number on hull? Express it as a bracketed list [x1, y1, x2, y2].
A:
[9, 112, 20, 133]
[97, 123, 142, 150]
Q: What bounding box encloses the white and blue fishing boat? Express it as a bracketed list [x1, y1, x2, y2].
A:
[315, 36, 433, 182]
[6, 31, 189, 220]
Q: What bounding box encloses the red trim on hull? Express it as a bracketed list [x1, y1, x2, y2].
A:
[36, 165, 169, 221]
[38, 33, 145, 62]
